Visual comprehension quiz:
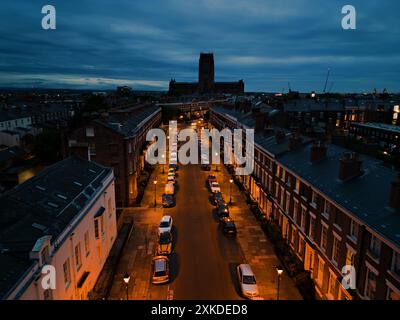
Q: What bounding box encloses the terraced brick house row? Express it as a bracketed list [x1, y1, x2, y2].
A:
[67, 106, 162, 207]
[210, 106, 400, 300]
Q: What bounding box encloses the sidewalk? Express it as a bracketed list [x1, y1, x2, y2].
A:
[108, 165, 168, 300]
[213, 165, 303, 300]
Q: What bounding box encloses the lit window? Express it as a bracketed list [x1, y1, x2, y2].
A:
[84, 232, 90, 256]
[387, 287, 400, 300]
[321, 225, 328, 252]
[346, 248, 355, 266]
[75, 243, 82, 270]
[332, 236, 341, 264]
[63, 259, 71, 287]
[365, 268, 377, 300]
[328, 273, 338, 299]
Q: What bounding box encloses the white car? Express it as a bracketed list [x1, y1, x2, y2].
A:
[159, 215, 173, 234]
[168, 171, 176, 177]
[237, 264, 260, 299]
[210, 181, 221, 193]
[167, 175, 176, 184]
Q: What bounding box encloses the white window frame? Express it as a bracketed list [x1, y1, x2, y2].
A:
[85, 127, 95, 137]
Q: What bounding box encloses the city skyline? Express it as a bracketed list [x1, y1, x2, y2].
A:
[1, 0, 400, 92]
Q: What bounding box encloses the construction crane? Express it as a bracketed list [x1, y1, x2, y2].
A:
[327, 82, 334, 93]
[323, 68, 331, 93]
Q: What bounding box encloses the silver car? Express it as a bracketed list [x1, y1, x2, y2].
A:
[237, 264, 260, 299]
[152, 256, 170, 284]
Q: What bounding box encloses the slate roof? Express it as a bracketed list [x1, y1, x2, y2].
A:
[0, 156, 112, 299]
[95, 105, 161, 137]
[212, 106, 400, 248]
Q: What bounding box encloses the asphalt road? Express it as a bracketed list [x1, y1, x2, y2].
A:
[164, 163, 244, 300]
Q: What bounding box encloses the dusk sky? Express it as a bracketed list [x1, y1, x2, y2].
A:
[0, 0, 399, 92]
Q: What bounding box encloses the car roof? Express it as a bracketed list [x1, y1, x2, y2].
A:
[239, 264, 255, 276]
[154, 257, 168, 271]
[161, 215, 171, 222]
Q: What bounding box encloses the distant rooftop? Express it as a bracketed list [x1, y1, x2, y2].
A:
[352, 122, 400, 134]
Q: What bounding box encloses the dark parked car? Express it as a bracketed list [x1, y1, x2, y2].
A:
[169, 164, 179, 171]
[157, 232, 173, 255]
[220, 217, 237, 235]
[162, 194, 175, 208]
[216, 203, 230, 220]
[211, 192, 225, 206]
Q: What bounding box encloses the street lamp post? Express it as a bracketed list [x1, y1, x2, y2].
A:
[276, 265, 283, 300]
[161, 154, 165, 174]
[123, 273, 130, 300]
[229, 179, 233, 204]
[215, 152, 219, 171]
[153, 180, 157, 207]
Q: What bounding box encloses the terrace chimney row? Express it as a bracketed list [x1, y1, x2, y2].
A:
[288, 133, 302, 151]
[339, 152, 363, 181]
[275, 130, 286, 144]
[389, 174, 400, 210]
[310, 141, 327, 163]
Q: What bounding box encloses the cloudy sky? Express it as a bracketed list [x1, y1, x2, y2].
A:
[0, 0, 399, 92]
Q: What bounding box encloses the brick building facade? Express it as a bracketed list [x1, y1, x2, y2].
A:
[211, 106, 400, 300]
[67, 106, 162, 207]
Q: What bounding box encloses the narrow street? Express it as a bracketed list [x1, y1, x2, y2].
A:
[108, 123, 302, 300]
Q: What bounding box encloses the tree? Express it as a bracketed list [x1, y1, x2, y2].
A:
[32, 128, 62, 163]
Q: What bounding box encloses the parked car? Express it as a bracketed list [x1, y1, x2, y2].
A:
[156, 232, 173, 255]
[159, 215, 173, 234]
[207, 175, 217, 187]
[162, 194, 175, 208]
[169, 164, 179, 171]
[167, 175, 176, 184]
[164, 183, 175, 195]
[210, 181, 221, 193]
[217, 203, 230, 220]
[152, 256, 170, 284]
[220, 217, 237, 236]
[237, 264, 260, 299]
[211, 192, 225, 206]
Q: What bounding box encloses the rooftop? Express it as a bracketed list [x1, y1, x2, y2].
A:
[95, 105, 160, 137]
[212, 106, 400, 248]
[351, 122, 400, 134]
[0, 156, 112, 298]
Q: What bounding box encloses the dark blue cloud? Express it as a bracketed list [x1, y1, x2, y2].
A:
[0, 0, 399, 92]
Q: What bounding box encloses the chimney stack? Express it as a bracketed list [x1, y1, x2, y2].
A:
[310, 141, 327, 163]
[339, 152, 363, 181]
[389, 174, 400, 210]
[288, 133, 302, 151]
[275, 130, 285, 144]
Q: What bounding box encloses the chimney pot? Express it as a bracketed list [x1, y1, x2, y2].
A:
[339, 152, 363, 181]
[310, 141, 327, 163]
[288, 133, 302, 151]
